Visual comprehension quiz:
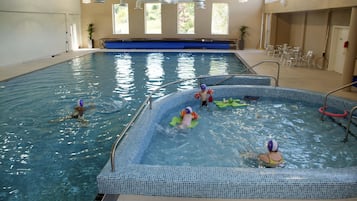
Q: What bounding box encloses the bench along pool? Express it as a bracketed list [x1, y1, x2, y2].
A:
[97, 85, 357, 199]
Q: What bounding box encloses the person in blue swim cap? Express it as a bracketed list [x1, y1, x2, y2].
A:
[258, 139, 284, 168]
[194, 83, 214, 107]
[200, 84, 206, 90]
[49, 99, 95, 123]
[71, 99, 85, 119]
[78, 99, 84, 107]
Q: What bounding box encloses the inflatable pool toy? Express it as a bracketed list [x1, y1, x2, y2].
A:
[319, 106, 348, 118]
[169, 116, 199, 128]
[214, 98, 248, 108]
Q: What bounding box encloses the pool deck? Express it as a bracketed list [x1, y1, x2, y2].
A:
[1, 49, 356, 201]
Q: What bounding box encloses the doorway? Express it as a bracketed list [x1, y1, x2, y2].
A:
[70, 24, 79, 50]
[328, 26, 349, 74]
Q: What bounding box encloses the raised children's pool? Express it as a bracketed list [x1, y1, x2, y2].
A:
[98, 85, 357, 199]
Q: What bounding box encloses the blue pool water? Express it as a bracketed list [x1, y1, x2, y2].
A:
[0, 52, 248, 201]
[142, 97, 357, 168]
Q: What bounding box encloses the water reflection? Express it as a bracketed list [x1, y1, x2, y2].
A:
[145, 53, 165, 97]
[177, 53, 196, 91]
[113, 54, 134, 101]
[209, 56, 228, 75]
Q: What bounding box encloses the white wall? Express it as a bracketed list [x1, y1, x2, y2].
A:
[0, 0, 81, 67]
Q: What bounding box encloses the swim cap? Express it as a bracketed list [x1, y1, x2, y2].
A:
[200, 84, 207, 90]
[185, 106, 192, 114]
[267, 139, 278, 152]
[78, 99, 84, 107]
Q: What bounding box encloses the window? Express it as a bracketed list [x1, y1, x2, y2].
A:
[177, 2, 195, 34]
[145, 3, 162, 34]
[211, 3, 228, 35]
[265, 0, 279, 3]
[113, 4, 129, 34]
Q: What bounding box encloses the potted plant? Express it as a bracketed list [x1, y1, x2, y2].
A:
[87, 23, 94, 48]
[238, 25, 248, 50]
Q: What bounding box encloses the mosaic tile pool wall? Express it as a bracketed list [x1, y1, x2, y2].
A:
[97, 85, 357, 199]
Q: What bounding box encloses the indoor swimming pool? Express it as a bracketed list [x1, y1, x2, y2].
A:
[0, 52, 248, 201]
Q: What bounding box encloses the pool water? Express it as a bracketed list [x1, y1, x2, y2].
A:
[141, 97, 357, 168]
[0, 52, 247, 201]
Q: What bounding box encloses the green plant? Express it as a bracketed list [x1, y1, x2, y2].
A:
[87, 23, 94, 40]
[239, 25, 248, 40]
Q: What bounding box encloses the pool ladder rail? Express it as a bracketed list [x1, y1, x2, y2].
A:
[344, 105, 357, 142]
[319, 80, 357, 142]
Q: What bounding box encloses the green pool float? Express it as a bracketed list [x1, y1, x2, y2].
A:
[214, 98, 248, 108]
[169, 116, 199, 128]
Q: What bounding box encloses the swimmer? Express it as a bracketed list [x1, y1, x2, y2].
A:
[258, 139, 284, 168]
[194, 84, 213, 107]
[71, 99, 85, 119]
[178, 106, 199, 129]
[50, 99, 94, 123]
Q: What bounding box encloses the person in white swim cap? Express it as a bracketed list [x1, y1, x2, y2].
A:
[178, 106, 198, 129]
[258, 139, 284, 168]
[267, 139, 279, 152]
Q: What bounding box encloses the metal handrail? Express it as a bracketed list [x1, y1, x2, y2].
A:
[343, 105, 357, 142]
[110, 74, 278, 172]
[320, 81, 357, 120]
[250, 60, 281, 86]
[212, 74, 278, 87]
[110, 94, 150, 172]
[211, 60, 280, 87]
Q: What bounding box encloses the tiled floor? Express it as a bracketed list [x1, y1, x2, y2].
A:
[238, 50, 357, 101]
[1, 49, 356, 201]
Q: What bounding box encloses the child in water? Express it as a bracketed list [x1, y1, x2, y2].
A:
[258, 139, 284, 167]
[50, 99, 94, 123]
[194, 84, 213, 107]
[178, 106, 199, 129]
[71, 99, 86, 119]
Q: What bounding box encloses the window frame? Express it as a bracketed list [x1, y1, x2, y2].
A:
[177, 2, 195, 34]
[144, 3, 162, 34]
[112, 3, 130, 34]
[211, 3, 229, 35]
